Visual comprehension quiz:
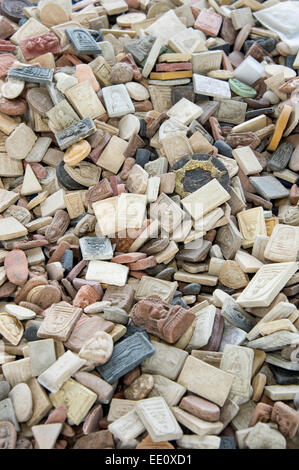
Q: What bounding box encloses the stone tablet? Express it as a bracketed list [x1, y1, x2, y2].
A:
[102, 84, 135, 118]
[2, 358, 32, 388]
[236, 262, 297, 308]
[96, 136, 128, 174]
[130, 297, 194, 344]
[181, 178, 230, 220]
[172, 407, 223, 438]
[221, 298, 255, 333]
[90, 56, 112, 87]
[161, 134, 192, 168]
[107, 399, 137, 422]
[237, 207, 267, 249]
[268, 142, 294, 171]
[28, 339, 56, 377]
[216, 220, 243, 259]
[47, 100, 80, 131]
[136, 397, 183, 442]
[79, 330, 113, 365]
[65, 81, 106, 120]
[220, 345, 254, 405]
[37, 303, 82, 342]
[5, 123, 37, 160]
[264, 224, 299, 262]
[177, 435, 220, 450]
[86, 261, 129, 287]
[167, 98, 203, 126]
[103, 285, 135, 313]
[186, 305, 216, 351]
[26, 137, 51, 163]
[50, 378, 97, 425]
[124, 35, 156, 65]
[79, 237, 113, 261]
[96, 332, 155, 383]
[216, 99, 247, 125]
[55, 118, 96, 150]
[145, 10, 186, 45]
[264, 385, 299, 401]
[108, 409, 145, 443]
[192, 51, 223, 76]
[26, 378, 52, 428]
[148, 375, 186, 407]
[247, 331, 299, 352]
[247, 302, 296, 341]
[38, 350, 86, 393]
[249, 175, 289, 201]
[232, 146, 263, 176]
[135, 276, 178, 303]
[65, 28, 101, 56]
[0, 154, 23, 177]
[177, 355, 233, 407]
[8, 66, 53, 85]
[193, 74, 231, 99]
[142, 341, 188, 381]
[64, 316, 114, 353]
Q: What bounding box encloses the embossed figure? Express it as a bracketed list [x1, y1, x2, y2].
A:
[221, 345, 253, 405]
[247, 265, 284, 300]
[74, 214, 96, 237]
[66, 29, 101, 55]
[38, 304, 82, 342]
[159, 119, 187, 140]
[245, 222, 257, 239]
[43, 312, 73, 334]
[103, 285, 134, 312]
[130, 297, 194, 344]
[96, 332, 155, 383]
[284, 206, 299, 226]
[79, 331, 113, 365]
[68, 162, 99, 186]
[55, 108, 78, 129]
[56, 118, 95, 150]
[110, 89, 132, 115]
[249, 403, 273, 427]
[86, 179, 113, 206]
[73, 285, 99, 309]
[8, 66, 53, 84]
[272, 401, 299, 439]
[24, 34, 59, 55]
[0, 314, 22, 345]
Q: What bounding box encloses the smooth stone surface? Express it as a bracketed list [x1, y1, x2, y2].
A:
[0, 382, 11, 401]
[8, 383, 32, 423]
[179, 395, 220, 422]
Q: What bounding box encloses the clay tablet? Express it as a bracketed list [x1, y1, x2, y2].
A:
[130, 297, 195, 344]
